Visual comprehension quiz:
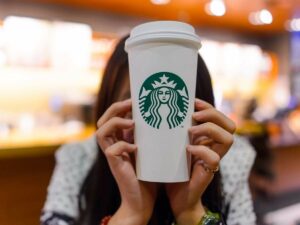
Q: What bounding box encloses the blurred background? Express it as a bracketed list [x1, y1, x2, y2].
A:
[0, 0, 299, 224]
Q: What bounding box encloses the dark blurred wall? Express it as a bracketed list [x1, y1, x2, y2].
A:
[0, 152, 55, 225]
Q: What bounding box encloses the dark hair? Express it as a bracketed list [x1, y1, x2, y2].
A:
[78, 36, 224, 225]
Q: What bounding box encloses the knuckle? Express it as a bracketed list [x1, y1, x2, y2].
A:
[117, 140, 127, 148]
[110, 116, 119, 123]
[204, 121, 214, 128]
[96, 129, 104, 141]
[207, 108, 216, 115]
[110, 102, 118, 110]
[104, 148, 113, 157]
[108, 117, 123, 128]
[211, 152, 221, 167]
[188, 126, 195, 134]
[226, 134, 234, 146]
[192, 112, 199, 120]
[194, 110, 203, 116]
[229, 121, 237, 133]
[96, 139, 103, 150]
[113, 141, 129, 153]
[204, 122, 215, 135]
[96, 119, 102, 128]
[96, 139, 106, 152]
[110, 101, 122, 111]
[206, 102, 214, 108]
[204, 109, 216, 120]
[204, 102, 214, 109]
[193, 136, 202, 145]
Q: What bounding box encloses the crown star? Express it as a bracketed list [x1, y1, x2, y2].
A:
[151, 74, 177, 89]
[160, 74, 169, 84]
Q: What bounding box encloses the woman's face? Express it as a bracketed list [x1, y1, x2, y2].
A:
[158, 87, 171, 103]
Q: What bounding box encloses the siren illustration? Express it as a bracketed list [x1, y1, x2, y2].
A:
[139, 72, 189, 129]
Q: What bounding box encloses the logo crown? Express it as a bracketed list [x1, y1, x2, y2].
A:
[151, 74, 177, 89]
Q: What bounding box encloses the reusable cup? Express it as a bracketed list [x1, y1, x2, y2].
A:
[125, 21, 201, 182]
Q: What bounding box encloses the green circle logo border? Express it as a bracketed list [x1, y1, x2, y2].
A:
[138, 71, 189, 129]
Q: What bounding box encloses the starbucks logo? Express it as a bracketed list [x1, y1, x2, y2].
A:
[139, 72, 189, 129]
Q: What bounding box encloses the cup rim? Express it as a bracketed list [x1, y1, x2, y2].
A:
[125, 21, 201, 51]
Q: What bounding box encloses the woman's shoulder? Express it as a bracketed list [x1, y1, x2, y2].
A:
[220, 135, 256, 193]
[220, 136, 257, 224]
[221, 135, 256, 175]
[55, 134, 98, 166]
[42, 135, 99, 219]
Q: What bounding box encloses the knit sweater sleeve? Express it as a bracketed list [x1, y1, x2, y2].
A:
[41, 135, 98, 225]
[220, 135, 257, 225]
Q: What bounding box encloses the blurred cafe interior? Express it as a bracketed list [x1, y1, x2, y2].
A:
[0, 0, 300, 224]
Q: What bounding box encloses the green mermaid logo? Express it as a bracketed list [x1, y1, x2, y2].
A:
[139, 72, 189, 129]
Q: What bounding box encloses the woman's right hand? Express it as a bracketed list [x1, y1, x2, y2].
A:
[96, 99, 157, 225]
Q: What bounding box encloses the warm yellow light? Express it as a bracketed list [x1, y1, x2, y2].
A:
[3, 16, 50, 66]
[151, 0, 170, 5]
[259, 9, 273, 24]
[286, 18, 300, 32]
[51, 21, 92, 69]
[249, 9, 273, 25]
[205, 0, 226, 17]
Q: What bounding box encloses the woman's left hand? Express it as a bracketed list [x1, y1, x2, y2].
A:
[165, 98, 236, 225]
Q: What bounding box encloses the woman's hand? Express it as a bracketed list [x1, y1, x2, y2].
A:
[165, 98, 236, 225]
[96, 99, 157, 225]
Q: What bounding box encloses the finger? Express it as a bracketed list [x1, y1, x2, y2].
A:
[97, 99, 132, 128]
[189, 122, 233, 146]
[188, 145, 220, 169]
[187, 145, 220, 190]
[193, 136, 214, 146]
[123, 127, 134, 144]
[189, 122, 234, 156]
[194, 98, 214, 111]
[105, 141, 138, 187]
[97, 118, 134, 149]
[193, 108, 236, 133]
[105, 141, 137, 166]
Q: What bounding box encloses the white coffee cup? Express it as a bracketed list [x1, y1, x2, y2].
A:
[125, 21, 201, 182]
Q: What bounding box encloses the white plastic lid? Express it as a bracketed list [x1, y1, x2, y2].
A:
[125, 21, 201, 51]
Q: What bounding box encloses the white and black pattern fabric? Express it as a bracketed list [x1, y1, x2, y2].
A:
[42, 136, 98, 221]
[41, 135, 256, 225]
[40, 211, 75, 225]
[220, 136, 257, 225]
